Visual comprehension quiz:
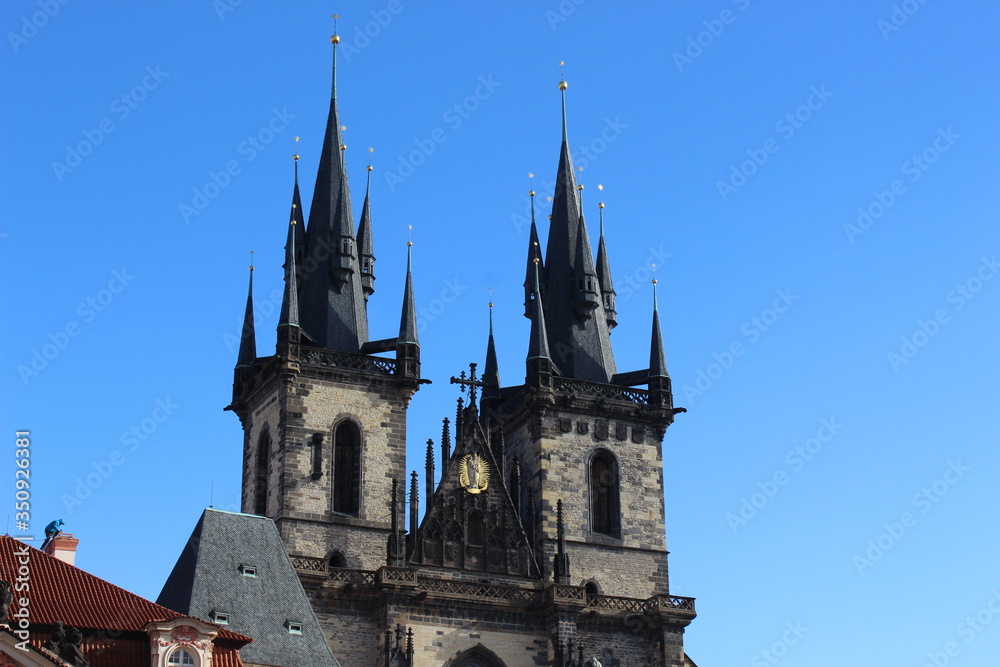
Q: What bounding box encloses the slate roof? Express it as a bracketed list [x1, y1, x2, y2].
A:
[0, 535, 248, 666]
[157, 509, 341, 667]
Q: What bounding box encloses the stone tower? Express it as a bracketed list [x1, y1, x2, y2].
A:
[226, 28, 695, 667]
[225, 33, 422, 575]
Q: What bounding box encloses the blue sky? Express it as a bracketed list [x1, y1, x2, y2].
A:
[3, 1, 998, 664]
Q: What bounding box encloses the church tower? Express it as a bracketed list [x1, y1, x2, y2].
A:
[225, 28, 695, 665]
[225, 28, 422, 576]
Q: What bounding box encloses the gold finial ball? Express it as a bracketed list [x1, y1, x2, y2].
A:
[577, 184, 584, 191]
[340, 144, 347, 151]
[367, 165, 373, 172]
[529, 190, 535, 197]
[652, 278, 658, 285]
[331, 34, 340, 44]
[407, 241, 413, 247]
[533, 257, 540, 265]
[548, 214, 553, 220]
[293, 153, 299, 161]
[598, 202, 604, 209]
[558, 80, 568, 91]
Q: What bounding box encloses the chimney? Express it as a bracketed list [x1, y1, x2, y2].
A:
[44, 533, 79, 566]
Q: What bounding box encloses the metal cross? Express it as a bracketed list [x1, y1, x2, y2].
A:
[449, 362, 487, 406]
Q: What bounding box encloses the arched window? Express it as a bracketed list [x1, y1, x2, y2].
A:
[167, 649, 196, 666]
[328, 552, 346, 569]
[254, 429, 271, 516]
[590, 450, 620, 538]
[584, 581, 600, 598]
[333, 421, 361, 515]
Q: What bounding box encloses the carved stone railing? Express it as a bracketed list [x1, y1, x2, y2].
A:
[544, 584, 587, 606]
[554, 379, 650, 405]
[290, 555, 328, 575]
[376, 567, 418, 586]
[655, 595, 696, 612]
[328, 569, 377, 586]
[586, 593, 696, 614]
[418, 578, 536, 603]
[299, 348, 398, 376]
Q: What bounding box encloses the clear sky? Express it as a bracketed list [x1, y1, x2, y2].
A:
[3, 1, 998, 664]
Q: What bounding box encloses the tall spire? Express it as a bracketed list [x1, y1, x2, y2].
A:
[572, 184, 601, 317]
[280, 152, 303, 331]
[299, 22, 368, 352]
[398, 230, 418, 345]
[527, 248, 551, 365]
[279, 218, 301, 329]
[357, 148, 376, 300]
[649, 271, 668, 379]
[483, 294, 500, 399]
[523, 174, 544, 319]
[595, 185, 617, 330]
[237, 256, 257, 368]
[538, 64, 616, 383]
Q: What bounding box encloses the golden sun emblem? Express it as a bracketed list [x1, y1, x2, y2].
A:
[459, 453, 490, 494]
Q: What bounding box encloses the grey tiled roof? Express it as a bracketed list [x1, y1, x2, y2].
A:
[158, 509, 340, 667]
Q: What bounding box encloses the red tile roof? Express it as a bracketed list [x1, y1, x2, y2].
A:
[0, 536, 250, 649]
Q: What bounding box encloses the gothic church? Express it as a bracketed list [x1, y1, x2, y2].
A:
[219, 27, 697, 667]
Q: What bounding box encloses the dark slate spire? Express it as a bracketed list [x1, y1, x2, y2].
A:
[539, 71, 616, 383]
[483, 298, 500, 399]
[279, 155, 304, 331]
[278, 219, 301, 329]
[526, 252, 551, 364]
[288, 147, 307, 279]
[357, 151, 376, 300]
[299, 30, 368, 352]
[523, 178, 544, 319]
[595, 188, 617, 330]
[398, 237, 418, 345]
[237, 261, 256, 368]
[649, 276, 668, 379]
[572, 185, 601, 317]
